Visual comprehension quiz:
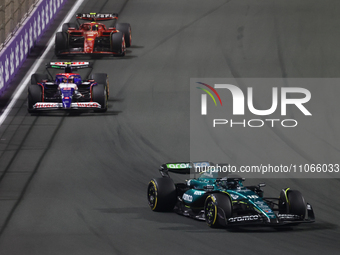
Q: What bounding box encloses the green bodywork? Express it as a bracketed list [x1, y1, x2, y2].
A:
[182, 177, 277, 220]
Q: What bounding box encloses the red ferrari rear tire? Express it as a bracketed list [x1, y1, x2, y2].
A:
[111, 32, 125, 56]
[116, 23, 131, 47]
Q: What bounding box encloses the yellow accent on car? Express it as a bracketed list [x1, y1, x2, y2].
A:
[285, 188, 291, 206]
[221, 191, 233, 201]
[206, 195, 217, 225]
[212, 204, 217, 225]
[255, 208, 262, 213]
[150, 180, 158, 210]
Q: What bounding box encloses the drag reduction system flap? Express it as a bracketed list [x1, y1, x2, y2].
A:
[160, 162, 192, 176]
[160, 162, 193, 174]
[159, 161, 216, 177]
[48, 62, 91, 69]
[44, 62, 92, 80]
[76, 13, 118, 21]
[46, 62, 92, 74]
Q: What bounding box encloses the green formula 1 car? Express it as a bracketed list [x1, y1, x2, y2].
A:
[147, 162, 315, 228]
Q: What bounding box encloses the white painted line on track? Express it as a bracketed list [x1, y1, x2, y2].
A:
[0, 0, 84, 127]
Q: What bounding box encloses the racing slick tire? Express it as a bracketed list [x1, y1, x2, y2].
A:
[279, 189, 306, 219]
[111, 32, 126, 56]
[31, 73, 49, 85]
[287, 190, 307, 219]
[55, 32, 68, 58]
[147, 178, 177, 212]
[27, 85, 42, 113]
[62, 23, 79, 33]
[204, 193, 232, 228]
[92, 84, 108, 112]
[279, 189, 288, 213]
[115, 23, 131, 47]
[89, 73, 109, 98]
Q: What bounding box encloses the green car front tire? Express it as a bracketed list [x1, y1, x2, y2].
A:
[204, 193, 232, 228]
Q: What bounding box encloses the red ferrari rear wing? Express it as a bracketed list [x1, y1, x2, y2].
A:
[76, 13, 118, 21]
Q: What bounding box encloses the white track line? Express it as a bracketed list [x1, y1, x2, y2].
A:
[0, 0, 84, 126]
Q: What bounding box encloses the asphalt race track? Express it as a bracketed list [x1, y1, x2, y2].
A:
[0, 0, 340, 254]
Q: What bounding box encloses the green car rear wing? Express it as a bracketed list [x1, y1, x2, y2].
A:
[159, 161, 216, 177]
[160, 162, 192, 177]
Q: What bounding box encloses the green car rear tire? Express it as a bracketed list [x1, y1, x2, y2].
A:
[147, 178, 176, 212]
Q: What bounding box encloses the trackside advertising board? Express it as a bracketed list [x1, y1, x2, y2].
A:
[0, 0, 68, 95]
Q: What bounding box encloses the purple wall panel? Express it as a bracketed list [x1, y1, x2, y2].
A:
[0, 0, 69, 95]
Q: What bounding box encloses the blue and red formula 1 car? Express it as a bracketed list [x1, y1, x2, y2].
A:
[55, 13, 131, 57]
[147, 162, 315, 228]
[27, 62, 109, 113]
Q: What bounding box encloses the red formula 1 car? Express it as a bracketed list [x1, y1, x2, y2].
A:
[55, 13, 131, 57]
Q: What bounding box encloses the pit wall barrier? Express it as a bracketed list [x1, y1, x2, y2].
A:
[0, 0, 69, 95]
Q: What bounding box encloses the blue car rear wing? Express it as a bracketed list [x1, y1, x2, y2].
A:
[45, 62, 93, 80]
[47, 62, 92, 71]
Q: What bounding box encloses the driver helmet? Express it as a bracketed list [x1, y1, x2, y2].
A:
[92, 24, 99, 31]
[68, 76, 75, 83]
